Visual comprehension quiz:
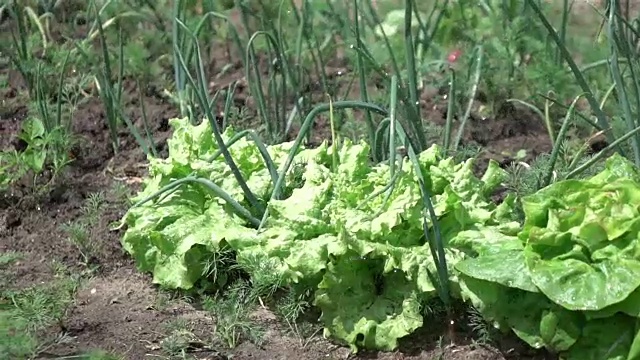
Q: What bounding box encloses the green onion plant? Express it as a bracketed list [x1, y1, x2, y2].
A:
[526, 0, 640, 178]
[81, 0, 156, 155]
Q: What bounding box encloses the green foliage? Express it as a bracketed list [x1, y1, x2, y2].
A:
[5, 0, 640, 358]
[202, 281, 265, 348]
[437, 0, 572, 105]
[376, 0, 588, 112]
[60, 192, 107, 266]
[0, 117, 73, 192]
[121, 107, 640, 359]
[121, 117, 518, 351]
[456, 154, 640, 359]
[0, 276, 78, 359]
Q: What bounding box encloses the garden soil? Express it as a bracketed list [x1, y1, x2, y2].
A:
[0, 19, 558, 360]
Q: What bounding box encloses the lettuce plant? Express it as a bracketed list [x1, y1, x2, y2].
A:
[457, 154, 640, 359]
[121, 117, 520, 351]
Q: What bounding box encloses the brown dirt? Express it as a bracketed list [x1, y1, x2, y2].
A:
[421, 86, 553, 173]
[0, 14, 557, 360]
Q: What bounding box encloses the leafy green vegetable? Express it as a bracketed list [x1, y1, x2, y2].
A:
[459, 275, 581, 351]
[457, 153, 640, 359]
[563, 315, 636, 360]
[120, 117, 522, 351]
[456, 247, 537, 293]
[521, 154, 640, 311]
[314, 253, 423, 351]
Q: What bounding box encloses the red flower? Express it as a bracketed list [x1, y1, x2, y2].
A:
[447, 49, 462, 63]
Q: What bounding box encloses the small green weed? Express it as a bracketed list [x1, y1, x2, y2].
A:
[0, 251, 114, 359]
[274, 288, 320, 346]
[152, 291, 175, 312]
[109, 181, 133, 205]
[202, 280, 265, 349]
[0, 252, 22, 290]
[433, 335, 446, 360]
[0, 251, 22, 268]
[60, 192, 106, 266]
[238, 253, 284, 301]
[6, 280, 78, 332]
[160, 317, 221, 358]
[467, 306, 494, 346]
[0, 275, 79, 359]
[152, 289, 194, 312]
[161, 318, 199, 357]
[0, 117, 74, 194]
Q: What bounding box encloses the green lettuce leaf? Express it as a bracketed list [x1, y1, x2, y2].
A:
[520, 169, 640, 311]
[314, 252, 424, 352]
[587, 153, 640, 185]
[585, 287, 640, 320]
[459, 275, 581, 352]
[561, 314, 636, 360]
[456, 247, 537, 293]
[122, 198, 257, 289]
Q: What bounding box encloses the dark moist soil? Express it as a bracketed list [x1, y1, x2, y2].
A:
[0, 22, 555, 360]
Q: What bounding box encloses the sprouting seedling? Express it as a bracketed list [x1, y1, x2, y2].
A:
[83, 191, 105, 221]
